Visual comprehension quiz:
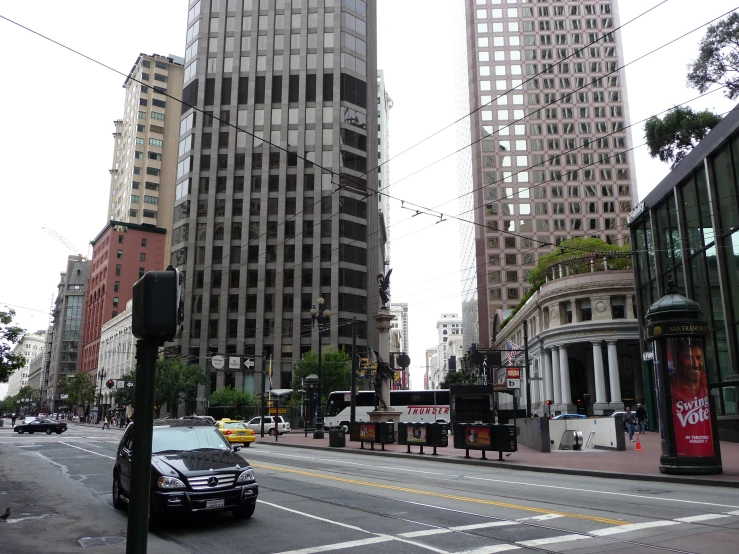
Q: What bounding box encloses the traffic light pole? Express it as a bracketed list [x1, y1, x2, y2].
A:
[126, 339, 158, 554]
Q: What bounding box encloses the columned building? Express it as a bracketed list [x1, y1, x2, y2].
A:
[630, 102, 739, 441]
[493, 268, 639, 415]
[459, 0, 638, 349]
[97, 300, 135, 416]
[7, 331, 47, 397]
[171, 0, 380, 404]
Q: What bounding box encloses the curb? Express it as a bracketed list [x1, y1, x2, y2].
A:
[257, 441, 739, 489]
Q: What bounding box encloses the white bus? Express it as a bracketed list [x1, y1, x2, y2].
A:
[323, 390, 450, 431]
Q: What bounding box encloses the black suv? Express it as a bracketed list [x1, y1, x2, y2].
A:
[112, 419, 258, 523]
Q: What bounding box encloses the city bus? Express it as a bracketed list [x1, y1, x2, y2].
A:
[323, 389, 450, 431]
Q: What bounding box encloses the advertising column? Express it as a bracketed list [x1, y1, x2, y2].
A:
[645, 288, 722, 475]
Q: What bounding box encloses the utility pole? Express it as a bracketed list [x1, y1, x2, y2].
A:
[350, 317, 357, 432]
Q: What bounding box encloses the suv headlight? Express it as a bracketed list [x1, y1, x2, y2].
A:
[157, 476, 186, 489]
[236, 469, 255, 483]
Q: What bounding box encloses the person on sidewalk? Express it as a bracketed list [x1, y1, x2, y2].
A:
[624, 407, 637, 442]
[11, 414, 16, 427]
[101, 416, 110, 430]
[636, 403, 647, 434]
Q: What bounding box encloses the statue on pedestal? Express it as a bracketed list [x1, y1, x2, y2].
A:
[377, 269, 392, 309]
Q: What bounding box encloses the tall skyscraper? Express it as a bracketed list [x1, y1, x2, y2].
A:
[172, 0, 380, 401]
[107, 53, 184, 266]
[459, 0, 637, 348]
[377, 69, 392, 266]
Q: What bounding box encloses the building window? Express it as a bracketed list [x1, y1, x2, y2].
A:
[117, 250, 123, 259]
[580, 299, 592, 321]
[141, 238, 147, 247]
[611, 296, 626, 319]
[139, 267, 145, 279]
[140, 253, 146, 262]
[113, 297, 119, 307]
[118, 235, 124, 244]
[116, 264, 122, 276]
[114, 281, 120, 292]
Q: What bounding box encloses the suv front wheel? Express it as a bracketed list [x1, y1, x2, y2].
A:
[112, 474, 125, 510]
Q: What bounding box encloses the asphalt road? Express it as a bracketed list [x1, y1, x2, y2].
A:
[1, 423, 739, 553]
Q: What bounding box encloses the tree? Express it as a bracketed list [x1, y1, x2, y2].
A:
[153, 358, 207, 418]
[644, 107, 722, 168]
[440, 370, 476, 389]
[1, 308, 26, 383]
[292, 346, 351, 404]
[59, 373, 97, 411]
[688, 13, 739, 99]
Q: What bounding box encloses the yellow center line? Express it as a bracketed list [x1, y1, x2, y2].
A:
[252, 462, 628, 526]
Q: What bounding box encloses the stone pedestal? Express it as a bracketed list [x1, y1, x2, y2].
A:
[373, 309, 396, 412]
[368, 410, 403, 424]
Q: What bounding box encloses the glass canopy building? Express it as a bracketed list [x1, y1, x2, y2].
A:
[629, 104, 739, 441]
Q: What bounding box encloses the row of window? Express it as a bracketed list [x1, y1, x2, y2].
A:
[486, 200, 631, 215]
[485, 184, 630, 199]
[127, 209, 158, 219]
[485, 218, 627, 234]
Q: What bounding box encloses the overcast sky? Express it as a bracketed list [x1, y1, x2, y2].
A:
[1, 0, 737, 396]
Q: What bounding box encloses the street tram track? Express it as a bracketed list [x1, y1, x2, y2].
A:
[248, 452, 736, 528]
[258, 471, 707, 554]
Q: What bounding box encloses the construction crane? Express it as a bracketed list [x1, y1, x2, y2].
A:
[42, 226, 89, 261]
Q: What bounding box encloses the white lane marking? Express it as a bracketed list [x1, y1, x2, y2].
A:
[517, 514, 563, 521]
[675, 514, 732, 523]
[58, 442, 116, 460]
[517, 534, 589, 547]
[399, 521, 518, 538]
[258, 500, 449, 554]
[455, 545, 521, 554]
[400, 529, 453, 538]
[270, 537, 393, 554]
[590, 520, 679, 536]
[727, 510, 739, 516]
[251, 445, 739, 510]
[5, 514, 53, 524]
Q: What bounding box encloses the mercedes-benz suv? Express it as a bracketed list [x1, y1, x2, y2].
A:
[112, 419, 258, 524]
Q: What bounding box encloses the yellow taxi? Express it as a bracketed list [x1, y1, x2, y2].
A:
[216, 419, 256, 446]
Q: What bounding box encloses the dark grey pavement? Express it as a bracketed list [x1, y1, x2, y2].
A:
[1, 423, 739, 553]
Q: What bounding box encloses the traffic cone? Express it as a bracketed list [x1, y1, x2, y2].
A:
[635, 432, 643, 451]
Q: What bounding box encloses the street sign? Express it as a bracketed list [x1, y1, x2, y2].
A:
[344, 393, 351, 402]
[507, 379, 521, 389]
[125, 381, 134, 389]
[60, 394, 69, 399]
[228, 356, 241, 369]
[116, 380, 125, 389]
[243, 358, 255, 369]
[211, 355, 225, 370]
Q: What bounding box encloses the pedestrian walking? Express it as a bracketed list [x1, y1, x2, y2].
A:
[624, 406, 637, 442]
[635, 403, 647, 433]
[11, 414, 16, 427]
[101, 415, 110, 430]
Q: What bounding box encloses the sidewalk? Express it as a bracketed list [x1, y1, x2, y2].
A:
[257, 429, 739, 488]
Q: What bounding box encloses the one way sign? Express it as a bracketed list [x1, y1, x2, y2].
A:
[243, 358, 255, 369]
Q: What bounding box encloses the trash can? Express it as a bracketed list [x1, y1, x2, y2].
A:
[329, 427, 346, 448]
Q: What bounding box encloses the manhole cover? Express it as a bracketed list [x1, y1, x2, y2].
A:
[78, 536, 126, 548]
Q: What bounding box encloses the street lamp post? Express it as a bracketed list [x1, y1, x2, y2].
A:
[310, 296, 331, 439]
[97, 369, 107, 423]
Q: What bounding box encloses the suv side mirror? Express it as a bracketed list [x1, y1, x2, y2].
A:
[232, 445, 242, 452]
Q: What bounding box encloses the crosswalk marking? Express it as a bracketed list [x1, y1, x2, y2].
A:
[455, 545, 521, 554]
[517, 534, 589, 547]
[589, 521, 679, 536]
[271, 537, 393, 554]
[675, 514, 732, 523]
[399, 521, 518, 538]
[517, 514, 563, 521]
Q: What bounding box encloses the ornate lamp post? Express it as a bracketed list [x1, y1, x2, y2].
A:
[97, 369, 107, 423]
[310, 296, 331, 439]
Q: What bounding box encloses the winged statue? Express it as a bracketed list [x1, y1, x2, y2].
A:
[377, 269, 392, 309]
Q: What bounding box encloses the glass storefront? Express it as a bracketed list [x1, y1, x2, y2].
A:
[631, 127, 739, 418]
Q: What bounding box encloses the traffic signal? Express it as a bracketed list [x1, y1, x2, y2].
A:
[132, 265, 184, 342]
[545, 400, 552, 405]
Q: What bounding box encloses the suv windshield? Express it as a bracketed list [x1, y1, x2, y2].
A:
[152, 425, 231, 453]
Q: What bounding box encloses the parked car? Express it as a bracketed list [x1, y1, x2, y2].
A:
[245, 415, 291, 435]
[181, 415, 217, 426]
[14, 418, 68, 435]
[112, 419, 258, 526]
[552, 413, 587, 420]
[217, 419, 256, 446]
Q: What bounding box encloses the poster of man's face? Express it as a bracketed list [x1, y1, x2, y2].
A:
[668, 337, 708, 395]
